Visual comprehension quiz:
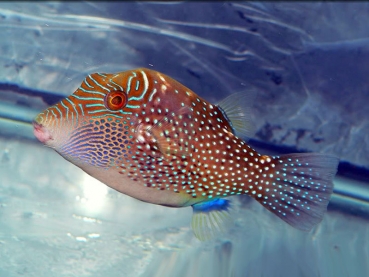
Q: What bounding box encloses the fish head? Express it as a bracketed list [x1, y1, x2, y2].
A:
[33, 68, 197, 170]
[34, 69, 145, 168]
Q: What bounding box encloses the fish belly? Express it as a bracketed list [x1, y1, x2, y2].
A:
[83, 166, 195, 207]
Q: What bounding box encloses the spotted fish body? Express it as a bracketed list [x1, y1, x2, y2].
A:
[33, 68, 339, 240]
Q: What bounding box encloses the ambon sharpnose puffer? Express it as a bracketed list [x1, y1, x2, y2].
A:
[33, 68, 339, 240]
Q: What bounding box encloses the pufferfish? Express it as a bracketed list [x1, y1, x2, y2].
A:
[33, 68, 339, 240]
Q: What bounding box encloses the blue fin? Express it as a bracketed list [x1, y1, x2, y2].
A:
[217, 90, 256, 140]
[255, 153, 339, 231]
[191, 199, 232, 241]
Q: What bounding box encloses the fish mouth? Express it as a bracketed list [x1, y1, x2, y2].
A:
[33, 121, 53, 144]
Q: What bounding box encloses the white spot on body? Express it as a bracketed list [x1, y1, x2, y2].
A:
[161, 84, 167, 92]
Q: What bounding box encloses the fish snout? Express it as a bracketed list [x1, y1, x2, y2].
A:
[33, 120, 53, 144]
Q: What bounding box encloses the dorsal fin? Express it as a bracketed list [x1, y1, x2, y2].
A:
[217, 90, 256, 140]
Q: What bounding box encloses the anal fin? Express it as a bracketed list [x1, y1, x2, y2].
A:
[191, 199, 233, 241]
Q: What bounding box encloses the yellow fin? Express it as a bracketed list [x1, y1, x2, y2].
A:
[191, 199, 233, 241]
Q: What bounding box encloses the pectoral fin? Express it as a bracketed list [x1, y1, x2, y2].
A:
[147, 107, 194, 158]
[217, 90, 256, 140]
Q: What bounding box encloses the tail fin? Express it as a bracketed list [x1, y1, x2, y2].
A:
[256, 153, 339, 231]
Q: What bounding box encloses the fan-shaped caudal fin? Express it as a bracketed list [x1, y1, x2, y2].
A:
[255, 153, 339, 231]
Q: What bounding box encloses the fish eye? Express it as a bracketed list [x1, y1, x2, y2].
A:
[104, 91, 127, 111]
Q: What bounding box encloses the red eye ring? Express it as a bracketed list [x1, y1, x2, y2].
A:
[104, 91, 127, 111]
